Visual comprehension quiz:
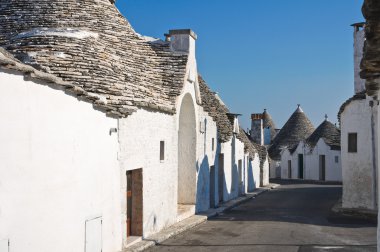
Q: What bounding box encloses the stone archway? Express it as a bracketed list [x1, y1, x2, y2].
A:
[178, 93, 197, 205]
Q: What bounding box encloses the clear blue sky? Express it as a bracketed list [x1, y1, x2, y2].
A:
[116, 0, 364, 130]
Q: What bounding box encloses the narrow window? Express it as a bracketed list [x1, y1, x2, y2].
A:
[212, 138, 215, 151]
[348, 133, 357, 153]
[335, 156, 339, 163]
[160, 141, 165, 161]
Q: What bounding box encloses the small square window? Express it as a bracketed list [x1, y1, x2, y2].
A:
[335, 156, 339, 163]
[348, 133, 357, 153]
[160, 141, 165, 161]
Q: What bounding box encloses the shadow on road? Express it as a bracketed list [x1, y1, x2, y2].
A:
[208, 180, 376, 228]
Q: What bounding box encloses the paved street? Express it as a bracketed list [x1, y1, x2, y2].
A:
[147, 180, 376, 252]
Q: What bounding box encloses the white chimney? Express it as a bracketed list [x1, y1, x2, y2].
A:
[167, 29, 197, 55]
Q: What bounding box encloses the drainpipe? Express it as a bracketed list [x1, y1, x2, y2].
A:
[370, 98, 378, 209]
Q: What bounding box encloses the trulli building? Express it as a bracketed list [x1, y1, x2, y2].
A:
[0, 1, 265, 252]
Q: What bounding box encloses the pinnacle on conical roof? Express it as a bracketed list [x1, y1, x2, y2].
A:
[268, 105, 315, 160]
[306, 117, 340, 150]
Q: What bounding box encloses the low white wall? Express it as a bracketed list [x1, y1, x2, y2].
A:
[195, 107, 218, 212]
[269, 159, 280, 179]
[246, 153, 261, 191]
[262, 157, 270, 186]
[220, 136, 245, 201]
[306, 140, 342, 182]
[341, 98, 376, 210]
[281, 150, 291, 179]
[118, 109, 178, 239]
[0, 70, 122, 252]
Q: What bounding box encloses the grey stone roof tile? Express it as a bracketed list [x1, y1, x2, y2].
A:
[0, 0, 188, 117]
[268, 106, 315, 160]
[306, 120, 341, 150]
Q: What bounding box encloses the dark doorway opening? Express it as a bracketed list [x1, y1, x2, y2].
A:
[288, 160, 292, 179]
[210, 165, 215, 208]
[218, 154, 224, 203]
[126, 169, 143, 238]
[238, 159, 243, 195]
[319, 155, 326, 181]
[298, 154, 304, 179]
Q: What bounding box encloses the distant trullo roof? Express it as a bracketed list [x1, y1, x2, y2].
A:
[306, 118, 341, 150]
[262, 109, 277, 142]
[268, 105, 315, 160]
[0, 0, 188, 117]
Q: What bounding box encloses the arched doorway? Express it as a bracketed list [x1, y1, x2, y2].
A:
[178, 94, 197, 205]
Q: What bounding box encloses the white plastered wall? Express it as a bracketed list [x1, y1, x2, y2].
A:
[195, 105, 218, 212]
[246, 153, 261, 191]
[281, 149, 292, 179]
[289, 142, 306, 179]
[220, 136, 245, 201]
[269, 158, 280, 179]
[118, 109, 178, 240]
[0, 70, 122, 252]
[341, 98, 376, 210]
[261, 156, 270, 186]
[306, 139, 342, 182]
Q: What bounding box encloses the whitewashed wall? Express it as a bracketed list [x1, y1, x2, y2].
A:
[195, 105, 218, 212]
[306, 139, 342, 181]
[118, 109, 178, 240]
[0, 70, 122, 252]
[245, 153, 261, 191]
[269, 159, 280, 179]
[220, 136, 245, 201]
[341, 98, 376, 210]
[291, 141, 308, 179]
[281, 149, 291, 179]
[262, 156, 270, 186]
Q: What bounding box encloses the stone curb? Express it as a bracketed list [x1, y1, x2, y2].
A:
[124, 184, 279, 252]
[331, 198, 377, 222]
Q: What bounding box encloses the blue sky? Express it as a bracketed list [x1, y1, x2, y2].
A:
[116, 0, 364, 130]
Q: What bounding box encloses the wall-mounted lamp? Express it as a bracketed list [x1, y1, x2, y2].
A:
[109, 128, 118, 135]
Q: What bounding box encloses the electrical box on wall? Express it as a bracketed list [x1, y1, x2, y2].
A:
[85, 217, 102, 252]
[0, 239, 9, 252]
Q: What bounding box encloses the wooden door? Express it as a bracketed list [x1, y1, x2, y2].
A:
[126, 171, 132, 237]
[126, 169, 143, 238]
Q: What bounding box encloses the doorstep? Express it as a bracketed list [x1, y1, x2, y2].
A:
[124, 183, 279, 252]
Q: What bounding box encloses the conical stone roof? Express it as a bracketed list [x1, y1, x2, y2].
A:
[306, 118, 341, 150]
[0, 0, 188, 117]
[268, 105, 315, 160]
[262, 109, 277, 142]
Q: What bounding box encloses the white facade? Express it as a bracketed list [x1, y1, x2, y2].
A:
[306, 139, 341, 181]
[341, 97, 377, 210]
[0, 70, 122, 252]
[0, 30, 266, 252]
[269, 159, 280, 179]
[280, 140, 341, 182]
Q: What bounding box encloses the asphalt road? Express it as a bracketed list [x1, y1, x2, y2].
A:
[147, 180, 377, 252]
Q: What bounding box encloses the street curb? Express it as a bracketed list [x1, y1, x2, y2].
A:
[331, 198, 377, 222]
[124, 184, 279, 252]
